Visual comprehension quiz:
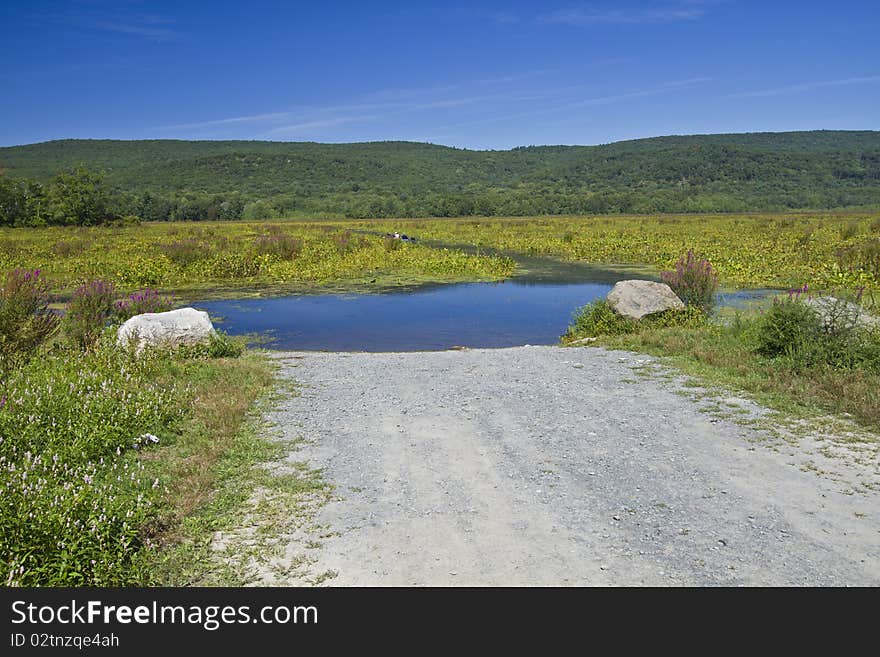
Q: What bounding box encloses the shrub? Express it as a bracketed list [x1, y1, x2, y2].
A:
[755, 289, 880, 371]
[0, 269, 60, 371]
[64, 279, 116, 350]
[53, 239, 90, 257]
[836, 238, 880, 278]
[563, 299, 706, 341]
[383, 235, 402, 252]
[115, 255, 170, 288]
[208, 252, 265, 278]
[840, 221, 860, 240]
[565, 299, 638, 338]
[159, 239, 205, 266]
[114, 289, 175, 321]
[755, 294, 824, 359]
[660, 249, 719, 312]
[254, 233, 303, 260]
[112, 214, 141, 227]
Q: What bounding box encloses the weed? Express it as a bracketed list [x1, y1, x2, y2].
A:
[660, 249, 719, 312]
[64, 279, 116, 350]
[0, 269, 60, 372]
[114, 289, 175, 321]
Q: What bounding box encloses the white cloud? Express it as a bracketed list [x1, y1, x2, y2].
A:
[92, 21, 177, 39]
[541, 5, 706, 26]
[730, 75, 880, 98]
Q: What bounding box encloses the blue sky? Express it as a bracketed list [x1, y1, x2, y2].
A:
[1, 0, 878, 148]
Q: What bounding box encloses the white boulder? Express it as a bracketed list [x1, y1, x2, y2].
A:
[607, 280, 685, 320]
[803, 296, 880, 331]
[117, 307, 215, 352]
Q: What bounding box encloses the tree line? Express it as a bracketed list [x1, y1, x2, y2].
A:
[2, 130, 880, 225]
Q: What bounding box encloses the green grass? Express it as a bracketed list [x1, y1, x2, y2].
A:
[142, 356, 331, 586]
[567, 309, 880, 431]
[0, 330, 280, 585]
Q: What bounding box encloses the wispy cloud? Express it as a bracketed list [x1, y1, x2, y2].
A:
[158, 85, 554, 135]
[262, 93, 540, 136]
[435, 78, 712, 132]
[567, 77, 711, 106]
[266, 117, 375, 137]
[160, 112, 300, 131]
[91, 19, 177, 40]
[730, 75, 880, 98]
[540, 4, 706, 26]
[157, 75, 712, 140]
[481, 10, 520, 25]
[31, 6, 180, 41]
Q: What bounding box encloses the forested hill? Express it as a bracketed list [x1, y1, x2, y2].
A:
[1, 130, 879, 220]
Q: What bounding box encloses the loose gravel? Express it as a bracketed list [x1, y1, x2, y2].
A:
[237, 346, 879, 586]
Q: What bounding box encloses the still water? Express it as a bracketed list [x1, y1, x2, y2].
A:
[193, 251, 772, 351]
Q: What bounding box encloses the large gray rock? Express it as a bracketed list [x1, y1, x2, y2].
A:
[117, 307, 215, 352]
[803, 296, 880, 331]
[607, 280, 685, 320]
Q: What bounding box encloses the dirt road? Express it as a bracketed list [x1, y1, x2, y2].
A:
[238, 346, 879, 586]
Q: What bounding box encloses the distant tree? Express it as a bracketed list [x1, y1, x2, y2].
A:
[44, 164, 115, 226]
[0, 175, 28, 226]
[0, 174, 44, 226]
[241, 200, 280, 220]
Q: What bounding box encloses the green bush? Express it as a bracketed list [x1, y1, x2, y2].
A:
[207, 252, 265, 278]
[0, 269, 60, 372]
[565, 299, 638, 338]
[563, 299, 706, 341]
[176, 331, 243, 359]
[755, 296, 824, 358]
[755, 293, 880, 371]
[159, 238, 206, 267]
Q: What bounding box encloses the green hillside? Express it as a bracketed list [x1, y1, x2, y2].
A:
[2, 131, 879, 220]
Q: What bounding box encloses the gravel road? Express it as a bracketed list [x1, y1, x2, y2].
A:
[247, 346, 879, 586]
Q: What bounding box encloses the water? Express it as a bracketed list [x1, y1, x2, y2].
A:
[193, 252, 775, 351]
[198, 280, 615, 351]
